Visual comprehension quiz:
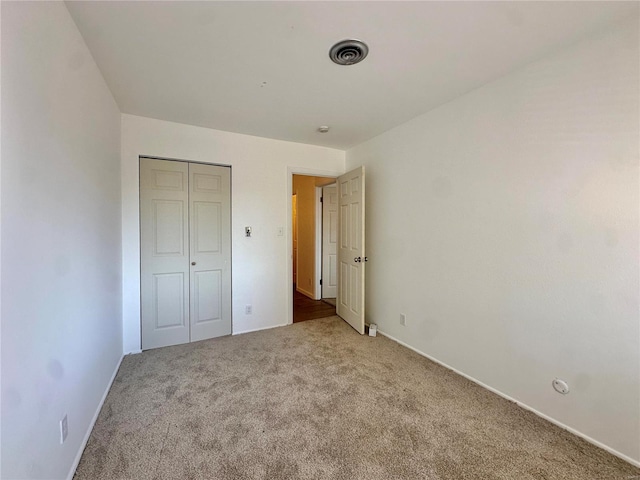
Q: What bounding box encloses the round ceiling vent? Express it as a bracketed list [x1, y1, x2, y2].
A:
[329, 39, 369, 66]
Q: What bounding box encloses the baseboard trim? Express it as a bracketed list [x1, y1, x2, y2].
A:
[378, 329, 640, 468]
[296, 286, 314, 299]
[232, 322, 288, 336]
[66, 354, 124, 480]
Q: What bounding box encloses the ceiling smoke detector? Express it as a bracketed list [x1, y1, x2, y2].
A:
[329, 39, 369, 66]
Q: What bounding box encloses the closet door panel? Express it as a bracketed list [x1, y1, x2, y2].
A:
[189, 163, 232, 342]
[140, 158, 190, 350]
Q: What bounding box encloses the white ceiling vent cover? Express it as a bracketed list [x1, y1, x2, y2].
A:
[329, 39, 369, 66]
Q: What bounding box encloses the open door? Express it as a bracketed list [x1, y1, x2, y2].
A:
[336, 166, 365, 334]
[322, 184, 338, 299]
[292, 194, 298, 285]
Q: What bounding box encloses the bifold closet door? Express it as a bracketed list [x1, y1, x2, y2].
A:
[140, 158, 231, 350]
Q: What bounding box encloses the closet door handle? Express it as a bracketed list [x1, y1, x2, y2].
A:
[191, 262, 196, 266]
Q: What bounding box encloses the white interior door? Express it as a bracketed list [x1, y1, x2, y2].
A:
[141, 158, 231, 350]
[140, 158, 190, 349]
[189, 162, 232, 342]
[336, 166, 365, 334]
[322, 184, 338, 299]
[292, 194, 298, 285]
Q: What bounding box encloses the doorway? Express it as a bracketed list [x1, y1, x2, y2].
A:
[292, 174, 337, 323]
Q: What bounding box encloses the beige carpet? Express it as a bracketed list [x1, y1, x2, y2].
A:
[75, 316, 639, 480]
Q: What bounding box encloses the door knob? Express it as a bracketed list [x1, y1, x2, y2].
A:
[363, 257, 368, 262]
[354, 257, 361, 263]
[191, 262, 196, 266]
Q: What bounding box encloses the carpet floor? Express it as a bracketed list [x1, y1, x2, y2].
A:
[74, 316, 639, 480]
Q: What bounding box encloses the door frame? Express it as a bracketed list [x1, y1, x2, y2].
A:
[287, 167, 339, 326]
[292, 193, 297, 285]
[314, 186, 322, 300]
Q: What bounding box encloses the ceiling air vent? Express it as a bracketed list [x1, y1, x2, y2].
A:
[329, 39, 369, 66]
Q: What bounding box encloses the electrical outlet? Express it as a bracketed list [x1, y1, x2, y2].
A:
[245, 305, 252, 315]
[400, 313, 406, 326]
[60, 414, 68, 444]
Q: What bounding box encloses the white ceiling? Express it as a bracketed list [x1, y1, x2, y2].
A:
[66, 1, 636, 150]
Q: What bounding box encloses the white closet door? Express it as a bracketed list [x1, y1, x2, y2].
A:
[189, 162, 232, 342]
[140, 158, 190, 350]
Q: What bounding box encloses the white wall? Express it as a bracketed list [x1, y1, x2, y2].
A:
[121, 115, 344, 351]
[1, 2, 123, 479]
[347, 18, 639, 463]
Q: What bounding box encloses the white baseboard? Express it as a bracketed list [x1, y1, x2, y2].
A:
[378, 329, 640, 468]
[296, 286, 314, 299]
[66, 354, 124, 480]
[233, 322, 288, 336]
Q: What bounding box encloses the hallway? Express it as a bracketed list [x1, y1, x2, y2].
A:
[293, 288, 336, 323]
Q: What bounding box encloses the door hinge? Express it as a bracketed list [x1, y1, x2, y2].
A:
[320, 197, 323, 203]
[320, 279, 322, 285]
